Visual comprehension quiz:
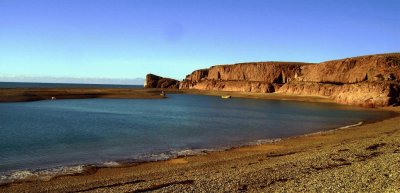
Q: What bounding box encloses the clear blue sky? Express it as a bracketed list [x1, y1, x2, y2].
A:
[0, 0, 399, 81]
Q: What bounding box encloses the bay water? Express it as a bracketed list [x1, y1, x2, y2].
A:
[0, 94, 392, 182]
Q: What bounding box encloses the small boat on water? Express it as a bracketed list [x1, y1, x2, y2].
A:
[160, 91, 167, 98]
[221, 95, 231, 99]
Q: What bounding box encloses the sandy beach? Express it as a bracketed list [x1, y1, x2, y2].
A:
[0, 89, 399, 192]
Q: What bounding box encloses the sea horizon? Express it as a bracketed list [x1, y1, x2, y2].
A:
[0, 81, 144, 89]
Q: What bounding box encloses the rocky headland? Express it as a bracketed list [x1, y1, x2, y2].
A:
[144, 74, 180, 89]
[147, 53, 400, 107]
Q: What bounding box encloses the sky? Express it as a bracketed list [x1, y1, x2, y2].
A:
[0, 0, 399, 83]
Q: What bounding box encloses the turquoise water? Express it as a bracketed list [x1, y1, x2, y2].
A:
[0, 94, 392, 181]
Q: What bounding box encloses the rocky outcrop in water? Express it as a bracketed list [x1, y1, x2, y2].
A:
[144, 74, 179, 89]
[178, 53, 400, 107]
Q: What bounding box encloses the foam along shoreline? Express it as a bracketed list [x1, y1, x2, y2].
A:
[0, 138, 277, 185]
[338, 121, 363, 129]
[0, 111, 398, 189]
[0, 165, 86, 185]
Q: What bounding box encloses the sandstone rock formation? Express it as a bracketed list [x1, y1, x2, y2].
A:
[185, 80, 277, 93]
[278, 82, 400, 107]
[178, 53, 400, 107]
[298, 53, 400, 83]
[144, 74, 180, 89]
[179, 62, 313, 92]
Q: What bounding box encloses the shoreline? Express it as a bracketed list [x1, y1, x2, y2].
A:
[2, 87, 390, 112]
[0, 88, 184, 102]
[1, 88, 399, 192]
[0, 87, 334, 104]
[1, 106, 399, 192]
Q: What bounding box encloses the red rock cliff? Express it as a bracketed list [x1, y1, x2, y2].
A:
[180, 62, 313, 92]
[298, 53, 400, 83]
[278, 82, 400, 107]
[179, 53, 400, 107]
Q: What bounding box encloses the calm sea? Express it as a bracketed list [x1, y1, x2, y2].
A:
[0, 94, 392, 183]
[0, 82, 143, 88]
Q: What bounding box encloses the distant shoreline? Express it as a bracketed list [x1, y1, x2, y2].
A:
[0, 81, 144, 88]
[0, 87, 335, 104]
[0, 87, 180, 102]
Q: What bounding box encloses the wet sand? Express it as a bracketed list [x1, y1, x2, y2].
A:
[0, 88, 399, 192]
[0, 88, 186, 102]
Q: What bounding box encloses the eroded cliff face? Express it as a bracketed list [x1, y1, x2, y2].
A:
[144, 74, 180, 89]
[278, 82, 400, 107]
[180, 62, 313, 92]
[298, 54, 400, 83]
[179, 53, 400, 107]
[206, 62, 310, 82]
[188, 80, 278, 93]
